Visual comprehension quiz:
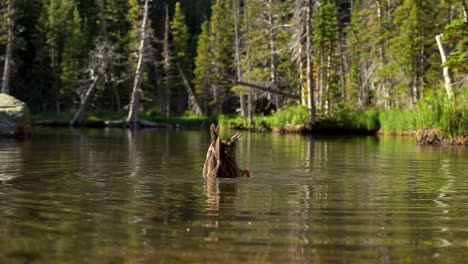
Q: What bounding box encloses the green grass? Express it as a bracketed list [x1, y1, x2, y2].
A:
[32, 109, 216, 127]
[219, 90, 466, 137]
[85, 111, 124, 122]
[144, 109, 217, 126]
[318, 108, 380, 132]
[379, 109, 416, 133]
[32, 112, 74, 124]
[31, 88, 466, 136]
[219, 105, 380, 133]
[379, 89, 467, 136]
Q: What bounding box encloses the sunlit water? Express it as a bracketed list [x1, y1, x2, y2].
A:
[0, 127, 467, 263]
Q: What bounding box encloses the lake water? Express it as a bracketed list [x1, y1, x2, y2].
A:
[0, 127, 467, 263]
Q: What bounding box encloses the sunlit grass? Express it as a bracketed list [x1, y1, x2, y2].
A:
[220, 105, 380, 133]
[379, 89, 467, 136]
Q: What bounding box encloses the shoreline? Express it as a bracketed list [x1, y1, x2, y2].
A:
[33, 119, 468, 146]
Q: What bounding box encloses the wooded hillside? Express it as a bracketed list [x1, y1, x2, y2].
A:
[0, 0, 467, 126]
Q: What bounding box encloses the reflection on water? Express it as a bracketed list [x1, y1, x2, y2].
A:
[0, 127, 467, 263]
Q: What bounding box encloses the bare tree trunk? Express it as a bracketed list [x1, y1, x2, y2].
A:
[435, 34, 454, 99]
[70, 75, 102, 126]
[233, 0, 246, 117]
[232, 80, 300, 100]
[244, 0, 253, 122]
[212, 83, 221, 115]
[376, 0, 388, 108]
[1, 0, 14, 94]
[177, 63, 203, 115]
[337, 31, 347, 101]
[299, 44, 307, 106]
[306, 0, 315, 125]
[126, 0, 150, 127]
[318, 50, 324, 112]
[162, 5, 171, 118]
[112, 86, 122, 112]
[325, 52, 332, 113]
[267, 0, 280, 108]
[56, 91, 61, 113]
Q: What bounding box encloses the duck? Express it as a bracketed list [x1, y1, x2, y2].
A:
[202, 124, 250, 178]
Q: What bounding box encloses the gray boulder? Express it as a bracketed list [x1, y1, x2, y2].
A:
[0, 94, 32, 137]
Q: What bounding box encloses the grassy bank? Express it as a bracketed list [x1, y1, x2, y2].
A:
[31, 90, 466, 140]
[379, 91, 467, 137]
[219, 91, 467, 139]
[219, 105, 380, 134]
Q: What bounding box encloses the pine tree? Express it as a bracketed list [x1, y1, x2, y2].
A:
[171, 2, 189, 66]
[170, 1, 190, 115]
[313, 0, 339, 113]
[192, 0, 233, 115]
[241, 0, 293, 112]
[292, 0, 316, 125]
[94, 0, 131, 112]
[345, 0, 381, 109]
[193, 21, 213, 114]
[170, 2, 202, 115]
[390, 0, 442, 108]
[46, 0, 74, 112]
[209, 0, 233, 114]
[60, 4, 88, 101]
[438, 0, 468, 96]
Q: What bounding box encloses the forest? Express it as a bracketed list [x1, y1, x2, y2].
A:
[0, 0, 467, 136]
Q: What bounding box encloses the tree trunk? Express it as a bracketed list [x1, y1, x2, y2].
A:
[325, 52, 332, 113]
[306, 0, 315, 126]
[70, 75, 102, 126]
[337, 31, 347, 101]
[97, 1, 121, 112]
[162, 4, 171, 118]
[299, 43, 307, 106]
[267, 0, 280, 108]
[244, 1, 253, 122]
[1, 0, 14, 94]
[233, 0, 246, 117]
[377, 0, 390, 108]
[112, 86, 122, 112]
[318, 49, 324, 112]
[126, 0, 150, 127]
[177, 63, 203, 115]
[435, 34, 453, 99]
[232, 80, 300, 100]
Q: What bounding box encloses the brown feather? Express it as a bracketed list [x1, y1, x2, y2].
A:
[202, 124, 249, 178]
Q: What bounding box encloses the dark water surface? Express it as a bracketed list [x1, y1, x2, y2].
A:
[0, 127, 467, 263]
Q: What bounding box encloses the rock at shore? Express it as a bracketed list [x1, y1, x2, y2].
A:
[0, 94, 32, 137]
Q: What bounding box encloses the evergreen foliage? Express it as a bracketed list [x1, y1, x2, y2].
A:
[61, 5, 88, 98]
[170, 2, 189, 64]
[193, 21, 212, 114]
[169, 1, 191, 115]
